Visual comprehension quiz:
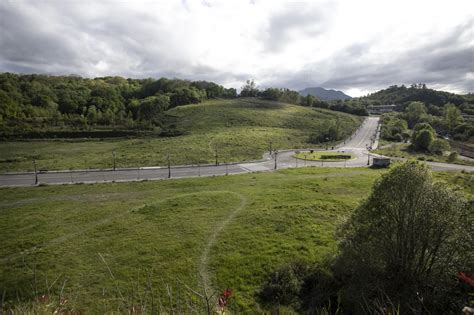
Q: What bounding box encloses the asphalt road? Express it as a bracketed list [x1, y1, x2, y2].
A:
[1, 117, 472, 187]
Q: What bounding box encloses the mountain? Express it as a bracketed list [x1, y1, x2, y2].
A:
[299, 87, 352, 101]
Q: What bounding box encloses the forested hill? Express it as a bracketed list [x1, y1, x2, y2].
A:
[358, 84, 474, 114]
[0, 73, 237, 133]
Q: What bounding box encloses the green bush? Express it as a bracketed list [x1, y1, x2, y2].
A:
[412, 128, 434, 151]
[335, 161, 472, 313]
[320, 154, 351, 160]
[429, 139, 450, 155]
[258, 262, 309, 307]
[447, 151, 458, 162]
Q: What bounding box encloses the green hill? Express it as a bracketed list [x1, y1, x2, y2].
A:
[0, 98, 361, 172]
[358, 84, 473, 113]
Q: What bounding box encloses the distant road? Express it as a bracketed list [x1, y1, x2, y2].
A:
[1, 117, 472, 187]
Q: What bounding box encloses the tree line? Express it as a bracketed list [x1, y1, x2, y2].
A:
[0, 73, 237, 133]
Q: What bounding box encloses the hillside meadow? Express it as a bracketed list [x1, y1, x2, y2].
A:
[0, 98, 361, 172]
[0, 166, 472, 313]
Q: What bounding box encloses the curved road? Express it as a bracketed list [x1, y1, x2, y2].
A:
[1, 117, 472, 187]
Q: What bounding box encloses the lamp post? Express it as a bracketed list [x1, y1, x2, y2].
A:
[112, 151, 116, 171]
[167, 154, 171, 178]
[366, 145, 370, 165]
[274, 150, 278, 170]
[33, 159, 38, 185]
[215, 149, 218, 166]
[269, 141, 272, 156]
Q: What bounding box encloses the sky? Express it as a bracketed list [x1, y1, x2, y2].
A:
[0, 0, 472, 97]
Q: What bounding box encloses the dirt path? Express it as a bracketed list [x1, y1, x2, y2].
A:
[198, 191, 248, 296]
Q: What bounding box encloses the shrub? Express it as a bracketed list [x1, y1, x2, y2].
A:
[429, 139, 450, 155]
[447, 151, 458, 162]
[320, 154, 351, 160]
[258, 262, 308, 307]
[335, 161, 472, 313]
[412, 128, 434, 151]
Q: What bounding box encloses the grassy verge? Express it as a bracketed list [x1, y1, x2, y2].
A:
[294, 151, 354, 161]
[0, 99, 361, 173]
[1, 166, 471, 313]
[374, 143, 474, 166]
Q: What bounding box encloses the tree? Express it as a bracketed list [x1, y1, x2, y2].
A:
[336, 161, 471, 313]
[411, 122, 435, 151]
[405, 101, 428, 128]
[413, 129, 434, 151]
[300, 94, 316, 107]
[240, 79, 259, 97]
[137, 95, 170, 122]
[443, 103, 462, 132]
[169, 86, 206, 108]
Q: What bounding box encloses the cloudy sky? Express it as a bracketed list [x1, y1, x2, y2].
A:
[0, 0, 472, 96]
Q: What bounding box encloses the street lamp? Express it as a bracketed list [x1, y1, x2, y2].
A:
[366, 145, 370, 165]
[274, 150, 278, 170]
[167, 154, 171, 178]
[33, 159, 38, 185]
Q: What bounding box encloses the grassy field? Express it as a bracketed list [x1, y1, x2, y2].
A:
[374, 143, 474, 166]
[294, 151, 354, 161]
[1, 166, 471, 313]
[0, 98, 361, 173]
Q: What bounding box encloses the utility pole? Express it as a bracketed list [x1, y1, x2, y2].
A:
[366, 145, 370, 165]
[167, 154, 171, 178]
[215, 149, 218, 166]
[112, 151, 116, 171]
[274, 151, 278, 170]
[33, 159, 38, 185]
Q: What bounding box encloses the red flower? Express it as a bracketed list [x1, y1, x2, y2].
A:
[458, 272, 474, 287]
[223, 288, 233, 298]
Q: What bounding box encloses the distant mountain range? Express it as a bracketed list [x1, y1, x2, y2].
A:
[299, 87, 352, 101]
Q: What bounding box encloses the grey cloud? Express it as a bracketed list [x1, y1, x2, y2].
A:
[0, 2, 80, 71]
[261, 3, 333, 52]
[283, 19, 474, 94]
[0, 1, 472, 94]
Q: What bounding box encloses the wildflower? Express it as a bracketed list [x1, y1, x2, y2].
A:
[223, 288, 232, 298]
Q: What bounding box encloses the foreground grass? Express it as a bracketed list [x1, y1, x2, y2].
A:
[0, 166, 471, 313]
[374, 143, 474, 166]
[0, 98, 361, 173]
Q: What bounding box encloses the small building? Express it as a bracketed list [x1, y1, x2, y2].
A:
[367, 104, 397, 115]
[373, 157, 391, 167]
